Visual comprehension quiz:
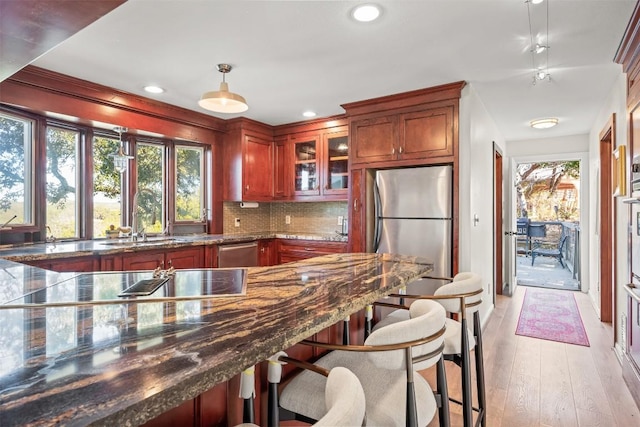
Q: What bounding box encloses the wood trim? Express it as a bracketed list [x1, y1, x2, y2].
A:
[341, 81, 466, 116]
[1, 66, 226, 140]
[614, 0, 640, 72]
[599, 114, 616, 324]
[0, 1, 126, 81]
[494, 144, 503, 296]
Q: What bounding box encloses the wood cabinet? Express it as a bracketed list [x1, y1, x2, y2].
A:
[258, 239, 275, 266]
[274, 118, 349, 201]
[276, 239, 347, 264]
[223, 118, 274, 202]
[23, 256, 98, 273]
[615, 4, 640, 409]
[348, 168, 366, 252]
[108, 246, 205, 271]
[350, 104, 454, 166]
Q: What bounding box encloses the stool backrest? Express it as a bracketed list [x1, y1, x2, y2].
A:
[433, 272, 483, 315]
[364, 299, 445, 371]
[315, 366, 366, 427]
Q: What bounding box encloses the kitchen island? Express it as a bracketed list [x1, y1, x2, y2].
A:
[0, 252, 432, 426]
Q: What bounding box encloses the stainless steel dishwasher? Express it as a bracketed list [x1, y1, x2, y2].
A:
[217, 241, 259, 267]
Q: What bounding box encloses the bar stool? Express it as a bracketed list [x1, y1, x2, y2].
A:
[375, 272, 486, 427]
[237, 357, 365, 427]
[272, 299, 450, 427]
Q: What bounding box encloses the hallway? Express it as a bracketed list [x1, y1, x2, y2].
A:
[428, 287, 640, 426]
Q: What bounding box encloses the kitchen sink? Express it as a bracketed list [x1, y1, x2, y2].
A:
[100, 237, 181, 247]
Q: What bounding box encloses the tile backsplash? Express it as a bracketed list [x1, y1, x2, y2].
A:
[223, 201, 348, 234]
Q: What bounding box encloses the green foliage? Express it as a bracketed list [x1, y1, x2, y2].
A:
[516, 161, 580, 221]
[0, 116, 27, 213]
[93, 136, 122, 198]
[176, 147, 202, 220]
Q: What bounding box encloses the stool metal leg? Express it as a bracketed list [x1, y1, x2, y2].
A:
[436, 357, 451, 427]
[474, 311, 487, 427]
[460, 317, 473, 427]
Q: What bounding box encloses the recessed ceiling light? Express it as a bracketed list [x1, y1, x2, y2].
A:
[144, 85, 165, 94]
[303, 111, 317, 118]
[531, 0, 544, 4]
[530, 118, 558, 129]
[351, 4, 381, 22]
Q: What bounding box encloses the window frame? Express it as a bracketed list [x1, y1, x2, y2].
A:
[0, 106, 211, 243]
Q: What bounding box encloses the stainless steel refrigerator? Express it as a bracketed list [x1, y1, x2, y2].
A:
[370, 166, 452, 293]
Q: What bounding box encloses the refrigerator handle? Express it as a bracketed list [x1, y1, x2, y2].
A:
[373, 179, 382, 252]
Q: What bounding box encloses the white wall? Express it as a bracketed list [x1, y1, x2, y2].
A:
[588, 72, 628, 351]
[459, 84, 506, 325]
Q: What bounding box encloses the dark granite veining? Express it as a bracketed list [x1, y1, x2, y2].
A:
[0, 232, 347, 263]
[0, 253, 432, 427]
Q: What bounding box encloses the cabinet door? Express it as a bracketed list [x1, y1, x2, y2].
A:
[630, 296, 640, 371]
[122, 251, 165, 271]
[25, 256, 97, 273]
[166, 247, 205, 269]
[100, 255, 123, 271]
[400, 106, 453, 160]
[350, 115, 398, 165]
[322, 128, 349, 196]
[292, 134, 321, 196]
[243, 135, 273, 200]
[273, 138, 290, 199]
[276, 239, 347, 264]
[259, 239, 275, 266]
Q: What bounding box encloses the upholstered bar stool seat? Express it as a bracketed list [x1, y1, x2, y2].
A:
[237, 365, 364, 427]
[276, 299, 448, 427]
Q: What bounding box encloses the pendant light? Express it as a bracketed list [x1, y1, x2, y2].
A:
[198, 64, 248, 113]
[110, 126, 133, 174]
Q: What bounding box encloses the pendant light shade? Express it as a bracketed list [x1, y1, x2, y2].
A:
[198, 64, 248, 113]
[110, 126, 133, 174]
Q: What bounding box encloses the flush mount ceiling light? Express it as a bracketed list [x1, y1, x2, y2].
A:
[198, 64, 248, 113]
[144, 85, 164, 94]
[351, 4, 381, 22]
[530, 118, 558, 129]
[110, 126, 133, 174]
[302, 111, 317, 118]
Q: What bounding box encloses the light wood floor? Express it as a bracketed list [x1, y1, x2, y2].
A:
[426, 285, 640, 427]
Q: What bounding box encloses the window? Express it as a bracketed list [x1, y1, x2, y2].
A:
[0, 112, 34, 226]
[92, 135, 122, 237]
[46, 126, 80, 239]
[175, 145, 204, 222]
[136, 142, 165, 234]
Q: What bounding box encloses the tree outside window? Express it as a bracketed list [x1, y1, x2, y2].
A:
[0, 113, 33, 226]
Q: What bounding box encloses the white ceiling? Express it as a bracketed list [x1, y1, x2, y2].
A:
[30, 0, 636, 141]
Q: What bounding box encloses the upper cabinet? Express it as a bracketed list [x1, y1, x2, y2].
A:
[350, 103, 455, 166]
[344, 82, 464, 169]
[223, 118, 274, 202]
[274, 118, 349, 201]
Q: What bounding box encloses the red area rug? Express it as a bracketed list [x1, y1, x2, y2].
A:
[516, 287, 590, 346]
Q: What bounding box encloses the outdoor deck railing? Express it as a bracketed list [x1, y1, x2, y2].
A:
[516, 219, 580, 283]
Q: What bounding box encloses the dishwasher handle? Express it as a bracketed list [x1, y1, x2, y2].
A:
[218, 242, 258, 253]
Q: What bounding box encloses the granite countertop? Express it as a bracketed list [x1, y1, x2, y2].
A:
[0, 232, 348, 263]
[0, 253, 432, 427]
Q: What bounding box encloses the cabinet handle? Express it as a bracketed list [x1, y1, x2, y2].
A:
[304, 247, 313, 251]
[353, 198, 359, 212]
[391, 147, 395, 155]
[168, 259, 172, 267]
[160, 261, 164, 269]
[399, 146, 404, 154]
[261, 247, 265, 253]
[245, 185, 250, 191]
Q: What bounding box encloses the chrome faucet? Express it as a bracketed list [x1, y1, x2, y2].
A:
[131, 188, 155, 241]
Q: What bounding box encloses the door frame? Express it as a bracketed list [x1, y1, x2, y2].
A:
[598, 114, 616, 324]
[508, 152, 590, 294]
[494, 143, 503, 301]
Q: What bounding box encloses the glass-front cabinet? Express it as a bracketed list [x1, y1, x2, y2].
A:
[324, 128, 349, 194]
[288, 125, 348, 200]
[292, 135, 320, 196]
